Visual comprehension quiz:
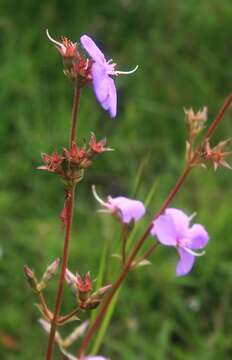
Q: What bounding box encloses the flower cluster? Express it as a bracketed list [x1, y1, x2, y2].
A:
[38, 134, 111, 185]
[92, 188, 209, 276]
[47, 31, 138, 118]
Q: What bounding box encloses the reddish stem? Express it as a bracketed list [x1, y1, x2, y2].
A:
[204, 94, 232, 140]
[70, 84, 81, 146]
[38, 292, 51, 320]
[46, 187, 75, 360]
[46, 81, 81, 359]
[133, 241, 159, 266]
[78, 95, 232, 357]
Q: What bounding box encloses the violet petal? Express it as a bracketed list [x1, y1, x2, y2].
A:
[107, 76, 117, 118]
[165, 208, 190, 237]
[109, 196, 145, 223]
[151, 214, 177, 246]
[80, 35, 106, 64]
[187, 224, 209, 249]
[92, 62, 109, 103]
[176, 248, 195, 276]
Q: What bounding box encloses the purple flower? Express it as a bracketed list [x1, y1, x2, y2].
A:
[80, 35, 138, 118]
[151, 208, 209, 276]
[92, 185, 145, 224]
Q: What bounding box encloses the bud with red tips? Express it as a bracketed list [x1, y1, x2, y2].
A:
[38, 151, 63, 174]
[76, 272, 92, 301]
[204, 139, 232, 171]
[88, 133, 113, 156]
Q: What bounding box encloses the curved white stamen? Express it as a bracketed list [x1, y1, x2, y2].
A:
[46, 29, 65, 50]
[92, 185, 108, 207]
[189, 212, 197, 222]
[116, 64, 139, 75]
[183, 247, 205, 257]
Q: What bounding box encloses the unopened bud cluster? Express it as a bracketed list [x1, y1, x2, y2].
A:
[24, 259, 60, 292]
[65, 269, 112, 311]
[185, 107, 208, 139]
[38, 133, 111, 185]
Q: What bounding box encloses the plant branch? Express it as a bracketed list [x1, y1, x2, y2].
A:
[70, 83, 81, 146]
[204, 93, 232, 140]
[38, 292, 51, 319]
[45, 81, 81, 359]
[46, 186, 75, 360]
[77, 93, 232, 357]
[58, 307, 80, 325]
[77, 164, 192, 357]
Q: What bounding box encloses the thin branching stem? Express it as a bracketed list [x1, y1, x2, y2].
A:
[77, 95, 232, 357]
[70, 83, 81, 146]
[46, 83, 81, 360]
[46, 186, 75, 360]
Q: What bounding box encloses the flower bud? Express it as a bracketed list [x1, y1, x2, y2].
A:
[91, 284, 112, 300]
[65, 269, 78, 295]
[41, 258, 60, 284]
[24, 265, 38, 291]
[76, 272, 92, 301]
[184, 107, 208, 138]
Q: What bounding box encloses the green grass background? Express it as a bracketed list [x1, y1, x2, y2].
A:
[0, 0, 232, 359]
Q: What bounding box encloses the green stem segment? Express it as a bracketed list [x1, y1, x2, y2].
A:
[78, 95, 232, 357]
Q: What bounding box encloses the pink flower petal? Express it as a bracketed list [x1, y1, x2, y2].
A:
[176, 248, 195, 276]
[92, 62, 109, 103]
[80, 35, 106, 64]
[107, 77, 117, 118]
[165, 208, 190, 237]
[151, 214, 177, 246]
[187, 224, 209, 249]
[109, 196, 145, 223]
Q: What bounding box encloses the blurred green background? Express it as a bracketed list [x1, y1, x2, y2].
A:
[0, 0, 232, 359]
